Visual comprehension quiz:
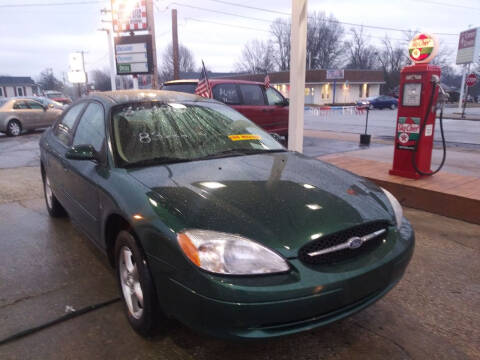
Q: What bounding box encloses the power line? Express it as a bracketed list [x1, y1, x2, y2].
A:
[169, 1, 459, 37]
[186, 17, 270, 33]
[205, 0, 289, 16]
[415, 0, 480, 11]
[0, 1, 102, 8]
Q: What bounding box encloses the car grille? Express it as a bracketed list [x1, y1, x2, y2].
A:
[298, 221, 390, 265]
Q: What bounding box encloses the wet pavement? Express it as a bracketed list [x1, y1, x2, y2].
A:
[0, 130, 479, 359]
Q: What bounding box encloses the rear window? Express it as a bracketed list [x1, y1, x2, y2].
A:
[162, 83, 197, 94]
[238, 84, 265, 106]
[212, 84, 241, 105]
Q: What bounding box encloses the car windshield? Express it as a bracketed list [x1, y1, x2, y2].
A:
[112, 101, 285, 168]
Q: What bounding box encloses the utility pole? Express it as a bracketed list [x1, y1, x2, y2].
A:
[100, 8, 116, 91]
[172, 8, 179, 80]
[287, 0, 308, 152]
[146, 0, 158, 88]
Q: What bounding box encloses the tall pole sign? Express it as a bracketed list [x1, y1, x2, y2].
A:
[456, 28, 480, 111]
[111, 0, 158, 89]
[172, 9, 180, 80]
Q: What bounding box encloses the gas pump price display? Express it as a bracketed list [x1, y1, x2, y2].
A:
[402, 83, 422, 106]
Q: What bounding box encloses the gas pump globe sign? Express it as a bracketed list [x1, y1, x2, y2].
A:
[408, 33, 438, 64]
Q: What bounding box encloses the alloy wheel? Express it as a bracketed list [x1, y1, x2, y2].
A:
[8, 121, 20, 136]
[119, 246, 144, 319]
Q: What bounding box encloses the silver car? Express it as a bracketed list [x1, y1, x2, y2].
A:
[0, 98, 63, 136]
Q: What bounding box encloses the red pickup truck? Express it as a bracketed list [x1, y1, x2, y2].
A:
[161, 79, 289, 138]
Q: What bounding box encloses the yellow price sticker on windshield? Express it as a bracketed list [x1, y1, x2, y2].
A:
[229, 134, 261, 141]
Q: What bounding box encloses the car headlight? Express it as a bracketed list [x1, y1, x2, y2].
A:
[177, 229, 290, 275]
[381, 188, 403, 229]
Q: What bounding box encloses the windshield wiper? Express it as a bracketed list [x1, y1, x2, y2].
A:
[124, 156, 192, 168]
[197, 148, 287, 160]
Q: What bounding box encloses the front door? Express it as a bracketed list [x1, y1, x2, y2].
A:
[65, 101, 106, 243]
[264, 87, 289, 136]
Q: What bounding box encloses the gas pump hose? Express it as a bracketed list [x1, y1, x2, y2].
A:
[411, 83, 447, 176]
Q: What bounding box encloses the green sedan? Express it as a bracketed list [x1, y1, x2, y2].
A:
[39, 90, 414, 339]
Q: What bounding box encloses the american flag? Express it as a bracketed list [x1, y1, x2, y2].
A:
[195, 60, 211, 98]
[264, 73, 270, 88]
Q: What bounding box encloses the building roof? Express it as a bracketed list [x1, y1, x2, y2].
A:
[0, 76, 36, 86]
[220, 70, 385, 84]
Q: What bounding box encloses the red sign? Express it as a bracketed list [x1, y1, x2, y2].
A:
[112, 0, 148, 32]
[466, 73, 477, 87]
[408, 33, 437, 64]
[458, 29, 477, 50]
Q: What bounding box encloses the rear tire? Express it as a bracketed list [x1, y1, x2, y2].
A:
[6, 120, 21, 137]
[43, 174, 67, 217]
[115, 230, 161, 337]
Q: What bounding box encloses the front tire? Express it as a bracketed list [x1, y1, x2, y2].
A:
[368, 104, 374, 110]
[115, 230, 160, 337]
[6, 120, 21, 137]
[390, 104, 397, 110]
[43, 174, 66, 217]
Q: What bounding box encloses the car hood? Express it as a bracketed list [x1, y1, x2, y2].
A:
[128, 152, 393, 258]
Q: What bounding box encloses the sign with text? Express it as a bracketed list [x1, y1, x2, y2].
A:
[326, 69, 344, 80]
[114, 34, 153, 75]
[112, 0, 148, 32]
[456, 28, 480, 64]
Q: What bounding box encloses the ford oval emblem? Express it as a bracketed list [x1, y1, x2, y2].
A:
[348, 237, 363, 249]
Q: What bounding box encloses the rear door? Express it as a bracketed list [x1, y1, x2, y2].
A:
[264, 87, 289, 136]
[25, 99, 48, 128]
[11, 100, 31, 128]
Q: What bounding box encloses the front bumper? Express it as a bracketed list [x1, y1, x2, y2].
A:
[149, 219, 414, 339]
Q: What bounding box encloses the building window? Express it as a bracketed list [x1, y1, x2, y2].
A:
[0, 88, 3, 97]
[17, 87, 23, 96]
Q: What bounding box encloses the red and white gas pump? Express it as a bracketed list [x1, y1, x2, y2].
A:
[390, 33, 447, 179]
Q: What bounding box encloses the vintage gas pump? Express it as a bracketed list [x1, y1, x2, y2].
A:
[390, 33, 447, 179]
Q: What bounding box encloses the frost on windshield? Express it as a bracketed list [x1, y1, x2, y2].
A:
[112, 102, 282, 165]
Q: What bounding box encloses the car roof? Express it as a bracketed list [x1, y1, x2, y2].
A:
[87, 89, 218, 106]
[163, 79, 264, 86]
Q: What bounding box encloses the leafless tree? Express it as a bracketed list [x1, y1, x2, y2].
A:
[159, 43, 196, 82]
[344, 27, 378, 69]
[90, 68, 111, 91]
[235, 39, 276, 73]
[38, 68, 64, 91]
[377, 37, 409, 93]
[270, 18, 291, 71]
[306, 12, 345, 69]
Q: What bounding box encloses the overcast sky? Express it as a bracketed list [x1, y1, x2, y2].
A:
[0, 0, 478, 82]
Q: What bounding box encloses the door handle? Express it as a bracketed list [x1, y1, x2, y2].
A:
[262, 109, 273, 112]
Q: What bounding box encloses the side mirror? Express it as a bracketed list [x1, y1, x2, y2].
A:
[283, 98, 289, 106]
[65, 144, 97, 161]
[48, 103, 55, 109]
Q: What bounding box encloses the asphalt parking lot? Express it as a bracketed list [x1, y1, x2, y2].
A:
[0, 132, 479, 359]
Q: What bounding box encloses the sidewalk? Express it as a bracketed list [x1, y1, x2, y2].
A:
[306, 130, 480, 224]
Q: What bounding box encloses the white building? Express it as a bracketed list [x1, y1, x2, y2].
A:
[230, 70, 385, 106]
[0, 76, 38, 98]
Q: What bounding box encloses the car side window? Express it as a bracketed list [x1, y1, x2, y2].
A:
[54, 103, 86, 146]
[26, 100, 44, 109]
[265, 87, 285, 105]
[238, 84, 265, 106]
[72, 102, 105, 153]
[212, 84, 241, 105]
[13, 100, 29, 109]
